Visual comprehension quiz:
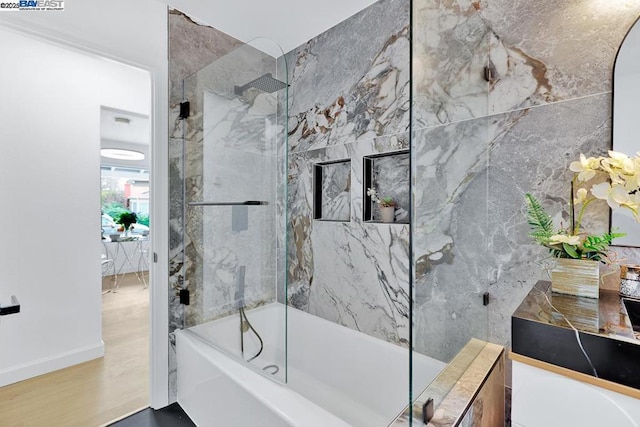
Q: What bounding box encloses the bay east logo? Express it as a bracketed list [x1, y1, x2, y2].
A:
[20, 0, 63, 8]
[0, 0, 63, 10]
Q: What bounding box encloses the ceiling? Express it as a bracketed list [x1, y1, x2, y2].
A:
[100, 107, 150, 170]
[161, 0, 380, 57]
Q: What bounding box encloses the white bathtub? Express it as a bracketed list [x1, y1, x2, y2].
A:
[177, 303, 445, 426]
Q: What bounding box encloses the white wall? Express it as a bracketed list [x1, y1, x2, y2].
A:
[0, 28, 151, 387]
[0, 1, 169, 407]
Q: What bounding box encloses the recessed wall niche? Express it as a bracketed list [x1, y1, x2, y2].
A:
[364, 150, 409, 223]
[313, 159, 351, 222]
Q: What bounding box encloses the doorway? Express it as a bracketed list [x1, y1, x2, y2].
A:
[0, 25, 153, 425]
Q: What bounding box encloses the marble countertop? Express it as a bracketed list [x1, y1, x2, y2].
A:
[512, 280, 640, 389]
[513, 280, 638, 343]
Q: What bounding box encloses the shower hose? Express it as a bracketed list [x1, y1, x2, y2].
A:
[239, 306, 264, 362]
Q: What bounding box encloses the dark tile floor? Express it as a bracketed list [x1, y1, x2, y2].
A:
[108, 403, 195, 427]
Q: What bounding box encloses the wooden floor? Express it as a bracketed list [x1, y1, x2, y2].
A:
[0, 273, 149, 427]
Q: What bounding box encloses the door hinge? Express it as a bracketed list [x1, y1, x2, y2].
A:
[153, 252, 158, 263]
[0, 296, 20, 316]
[179, 101, 190, 119]
[483, 292, 490, 306]
[179, 289, 190, 305]
[483, 64, 497, 82]
[423, 397, 434, 424]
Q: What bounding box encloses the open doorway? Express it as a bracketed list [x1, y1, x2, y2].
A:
[0, 25, 153, 425]
[99, 104, 152, 416]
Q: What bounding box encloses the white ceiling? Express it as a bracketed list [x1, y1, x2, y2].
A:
[100, 107, 150, 170]
[162, 0, 380, 56]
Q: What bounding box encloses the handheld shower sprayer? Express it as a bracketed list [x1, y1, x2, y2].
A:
[235, 265, 245, 309]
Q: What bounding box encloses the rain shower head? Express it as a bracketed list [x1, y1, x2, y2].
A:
[234, 73, 288, 96]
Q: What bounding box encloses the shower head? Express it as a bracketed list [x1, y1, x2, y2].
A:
[234, 73, 288, 96]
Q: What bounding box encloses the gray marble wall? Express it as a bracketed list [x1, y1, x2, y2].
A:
[167, 0, 640, 402]
[285, 0, 412, 345]
[286, 0, 640, 365]
[410, 0, 640, 362]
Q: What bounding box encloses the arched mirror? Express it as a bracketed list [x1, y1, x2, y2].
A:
[613, 17, 640, 247]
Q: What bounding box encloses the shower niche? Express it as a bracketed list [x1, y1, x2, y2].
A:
[312, 159, 351, 222]
[363, 150, 410, 224]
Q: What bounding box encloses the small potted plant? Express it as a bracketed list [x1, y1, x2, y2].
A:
[115, 211, 137, 236]
[525, 150, 640, 297]
[367, 188, 397, 223]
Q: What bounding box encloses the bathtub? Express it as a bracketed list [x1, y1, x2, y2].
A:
[177, 303, 445, 426]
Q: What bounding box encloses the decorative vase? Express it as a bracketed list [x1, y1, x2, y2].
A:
[551, 258, 600, 299]
[380, 206, 395, 223]
[620, 264, 640, 299]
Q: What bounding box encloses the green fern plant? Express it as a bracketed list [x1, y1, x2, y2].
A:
[524, 193, 624, 262]
[525, 193, 554, 245]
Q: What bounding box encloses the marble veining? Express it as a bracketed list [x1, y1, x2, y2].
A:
[412, 0, 490, 128]
[166, 0, 640, 405]
[480, 0, 640, 111]
[288, 133, 411, 344]
[411, 118, 490, 362]
[286, 0, 409, 152]
[486, 94, 612, 346]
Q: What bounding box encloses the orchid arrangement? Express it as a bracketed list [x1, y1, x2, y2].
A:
[367, 187, 396, 208]
[526, 151, 640, 262]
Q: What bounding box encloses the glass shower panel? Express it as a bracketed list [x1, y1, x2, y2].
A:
[409, 0, 491, 420]
[181, 40, 288, 383]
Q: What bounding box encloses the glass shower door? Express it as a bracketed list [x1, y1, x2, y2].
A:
[409, 0, 491, 422]
[181, 40, 288, 382]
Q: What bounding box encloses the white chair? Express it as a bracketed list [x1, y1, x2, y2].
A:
[101, 253, 118, 294]
[136, 239, 150, 288]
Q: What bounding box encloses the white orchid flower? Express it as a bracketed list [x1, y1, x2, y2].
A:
[591, 182, 632, 209]
[573, 187, 588, 204]
[549, 234, 582, 246]
[366, 187, 380, 203]
[569, 153, 599, 182]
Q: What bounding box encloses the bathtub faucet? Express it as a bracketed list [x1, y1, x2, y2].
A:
[235, 265, 245, 309]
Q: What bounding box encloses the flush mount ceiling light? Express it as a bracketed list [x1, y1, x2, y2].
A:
[100, 148, 145, 160]
[114, 116, 131, 125]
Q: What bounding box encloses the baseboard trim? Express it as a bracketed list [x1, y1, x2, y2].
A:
[0, 341, 105, 387]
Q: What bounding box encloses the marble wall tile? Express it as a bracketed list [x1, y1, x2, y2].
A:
[412, 118, 490, 361]
[410, 0, 640, 369]
[285, 0, 409, 152]
[487, 94, 612, 347]
[480, 0, 640, 114]
[169, 9, 243, 107]
[412, 0, 490, 129]
[287, 134, 411, 345]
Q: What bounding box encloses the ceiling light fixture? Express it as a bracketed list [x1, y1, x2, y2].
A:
[100, 148, 145, 160]
[114, 117, 131, 125]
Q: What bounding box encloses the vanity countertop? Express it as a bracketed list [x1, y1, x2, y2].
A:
[512, 280, 640, 390]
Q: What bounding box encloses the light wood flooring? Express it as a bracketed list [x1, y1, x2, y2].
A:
[0, 273, 149, 427]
